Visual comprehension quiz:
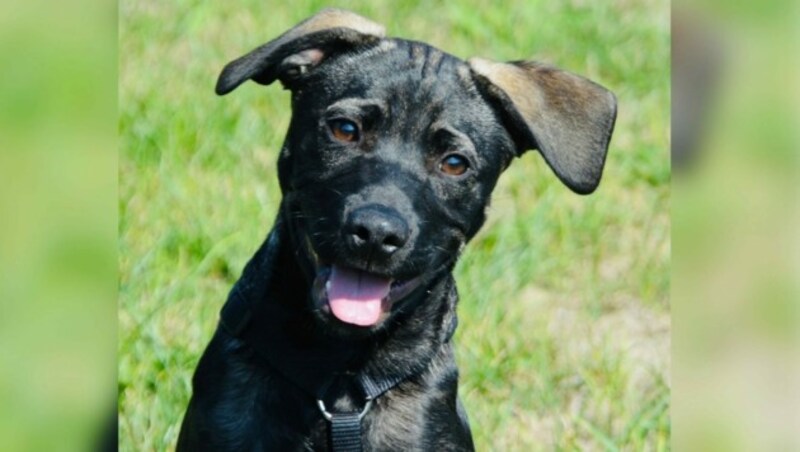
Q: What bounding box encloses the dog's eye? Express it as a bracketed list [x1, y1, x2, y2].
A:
[328, 119, 360, 143]
[439, 154, 470, 176]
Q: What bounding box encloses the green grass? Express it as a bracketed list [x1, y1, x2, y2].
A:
[119, 0, 670, 450]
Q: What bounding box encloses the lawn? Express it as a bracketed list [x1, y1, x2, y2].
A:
[119, 0, 670, 450]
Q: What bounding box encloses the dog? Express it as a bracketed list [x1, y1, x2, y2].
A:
[177, 9, 616, 451]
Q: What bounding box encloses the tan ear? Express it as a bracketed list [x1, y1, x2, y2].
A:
[216, 9, 385, 95]
[469, 58, 617, 194]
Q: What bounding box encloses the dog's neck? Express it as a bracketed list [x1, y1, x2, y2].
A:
[236, 212, 459, 391]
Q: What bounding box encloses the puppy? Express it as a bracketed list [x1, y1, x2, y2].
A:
[177, 9, 616, 451]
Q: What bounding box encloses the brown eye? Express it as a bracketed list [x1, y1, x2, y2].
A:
[329, 119, 359, 143]
[439, 154, 470, 176]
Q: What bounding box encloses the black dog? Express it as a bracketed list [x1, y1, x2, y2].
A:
[177, 9, 616, 451]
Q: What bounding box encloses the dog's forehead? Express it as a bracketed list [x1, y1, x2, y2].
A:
[307, 38, 502, 138]
[321, 38, 479, 105]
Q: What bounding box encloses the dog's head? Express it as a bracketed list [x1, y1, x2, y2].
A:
[217, 9, 616, 335]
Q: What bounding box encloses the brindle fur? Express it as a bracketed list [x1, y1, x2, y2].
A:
[177, 9, 615, 451]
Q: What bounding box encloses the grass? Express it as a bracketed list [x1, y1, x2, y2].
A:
[119, 0, 670, 450]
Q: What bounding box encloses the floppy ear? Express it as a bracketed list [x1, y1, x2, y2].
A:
[469, 58, 617, 194]
[215, 9, 385, 95]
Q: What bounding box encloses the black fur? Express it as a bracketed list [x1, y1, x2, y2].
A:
[178, 9, 615, 451]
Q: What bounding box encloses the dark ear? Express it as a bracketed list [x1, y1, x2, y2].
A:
[215, 9, 385, 95]
[469, 58, 617, 194]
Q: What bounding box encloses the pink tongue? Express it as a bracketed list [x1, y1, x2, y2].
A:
[327, 265, 392, 326]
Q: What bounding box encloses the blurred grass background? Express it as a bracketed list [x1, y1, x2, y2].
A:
[0, 1, 116, 450]
[119, 0, 670, 450]
[671, 1, 800, 450]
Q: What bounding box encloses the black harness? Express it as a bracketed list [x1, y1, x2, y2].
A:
[217, 227, 457, 452]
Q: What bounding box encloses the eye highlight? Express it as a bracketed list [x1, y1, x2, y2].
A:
[439, 154, 470, 176]
[328, 119, 360, 143]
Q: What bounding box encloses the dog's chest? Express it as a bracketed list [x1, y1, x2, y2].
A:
[242, 371, 453, 450]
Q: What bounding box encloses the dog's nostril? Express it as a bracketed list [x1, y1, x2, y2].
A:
[355, 226, 371, 242]
[382, 234, 404, 251]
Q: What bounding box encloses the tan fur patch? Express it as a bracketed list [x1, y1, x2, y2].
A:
[289, 8, 385, 40]
[467, 57, 545, 123]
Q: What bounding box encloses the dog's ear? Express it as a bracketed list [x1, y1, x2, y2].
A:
[469, 58, 617, 194]
[216, 9, 385, 95]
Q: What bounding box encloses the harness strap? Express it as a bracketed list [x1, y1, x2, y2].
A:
[315, 377, 374, 452]
[330, 412, 363, 452]
[359, 373, 405, 400]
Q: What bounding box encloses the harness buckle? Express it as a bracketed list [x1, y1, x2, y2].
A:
[316, 398, 373, 421]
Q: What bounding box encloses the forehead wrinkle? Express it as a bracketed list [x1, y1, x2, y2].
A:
[390, 40, 457, 102]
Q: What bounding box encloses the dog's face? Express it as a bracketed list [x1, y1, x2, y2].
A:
[279, 41, 515, 331]
[216, 9, 616, 336]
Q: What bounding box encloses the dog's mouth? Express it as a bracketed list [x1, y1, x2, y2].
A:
[302, 234, 423, 327]
[311, 265, 423, 327]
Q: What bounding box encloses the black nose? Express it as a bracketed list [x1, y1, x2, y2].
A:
[344, 205, 410, 257]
